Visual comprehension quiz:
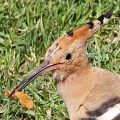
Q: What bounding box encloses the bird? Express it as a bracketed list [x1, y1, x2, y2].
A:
[9, 10, 120, 120]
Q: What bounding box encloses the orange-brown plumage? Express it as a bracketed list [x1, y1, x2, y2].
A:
[9, 10, 120, 120]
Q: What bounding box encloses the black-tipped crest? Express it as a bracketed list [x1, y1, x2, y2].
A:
[66, 30, 73, 37]
[87, 22, 94, 29]
[97, 15, 104, 24]
[104, 10, 113, 19]
[97, 10, 113, 25]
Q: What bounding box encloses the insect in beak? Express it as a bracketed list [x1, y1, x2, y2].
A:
[9, 60, 61, 97]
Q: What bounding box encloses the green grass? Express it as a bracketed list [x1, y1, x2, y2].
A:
[0, 0, 120, 119]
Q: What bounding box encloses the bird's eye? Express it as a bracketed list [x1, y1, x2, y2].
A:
[65, 53, 72, 60]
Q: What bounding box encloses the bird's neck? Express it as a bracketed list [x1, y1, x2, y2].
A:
[55, 66, 98, 119]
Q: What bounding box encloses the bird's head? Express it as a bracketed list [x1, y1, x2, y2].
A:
[9, 10, 112, 96]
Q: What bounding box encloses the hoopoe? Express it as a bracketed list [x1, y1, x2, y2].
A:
[9, 10, 120, 120]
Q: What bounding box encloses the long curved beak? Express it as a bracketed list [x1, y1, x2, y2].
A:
[9, 60, 61, 97]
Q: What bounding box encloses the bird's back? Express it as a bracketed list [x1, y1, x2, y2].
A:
[57, 66, 120, 120]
